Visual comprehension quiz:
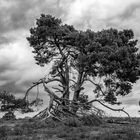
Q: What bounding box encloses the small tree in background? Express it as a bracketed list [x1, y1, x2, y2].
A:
[24, 14, 140, 122]
[0, 90, 42, 119]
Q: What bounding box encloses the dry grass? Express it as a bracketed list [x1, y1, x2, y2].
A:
[0, 117, 140, 140]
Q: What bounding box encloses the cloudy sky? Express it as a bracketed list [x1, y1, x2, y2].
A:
[0, 0, 140, 117]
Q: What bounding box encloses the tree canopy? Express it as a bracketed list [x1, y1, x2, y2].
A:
[24, 14, 140, 120]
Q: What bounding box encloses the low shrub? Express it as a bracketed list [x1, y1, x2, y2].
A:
[0, 126, 10, 137]
[13, 127, 23, 135]
[80, 113, 103, 126]
[64, 117, 82, 127]
[124, 127, 139, 140]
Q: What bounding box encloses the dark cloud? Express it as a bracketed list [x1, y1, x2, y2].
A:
[0, 0, 74, 50]
[0, 0, 70, 34]
[0, 60, 16, 74]
[0, 81, 22, 94]
[0, 0, 67, 95]
[0, 35, 13, 45]
[104, 1, 140, 42]
[0, 68, 46, 97]
[0, 0, 30, 33]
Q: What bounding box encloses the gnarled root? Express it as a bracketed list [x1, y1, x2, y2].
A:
[25, 78, 131, 124]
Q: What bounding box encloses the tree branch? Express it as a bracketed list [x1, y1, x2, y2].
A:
[24, 78, 62, 100]
[87, 78, 105, 96]
[87, 99, 131, 120]
[52, 87, 63, 93]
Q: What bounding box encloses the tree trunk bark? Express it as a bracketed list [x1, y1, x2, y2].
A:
[72, 71, 83, 113]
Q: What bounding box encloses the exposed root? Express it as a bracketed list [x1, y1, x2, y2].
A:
[25, 77, 131, 124]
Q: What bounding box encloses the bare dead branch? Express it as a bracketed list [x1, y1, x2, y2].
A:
[24, 78, 62, 100]
[87, 99, 131, 120]
[52, 87, 63, 93]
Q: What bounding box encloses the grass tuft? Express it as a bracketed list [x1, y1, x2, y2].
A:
[64, 117, 82, 127]
[80, 113, 103, 126]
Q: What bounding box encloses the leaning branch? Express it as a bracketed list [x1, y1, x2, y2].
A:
[87, 99, 131, 120]
[24, 78, 62, 100]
